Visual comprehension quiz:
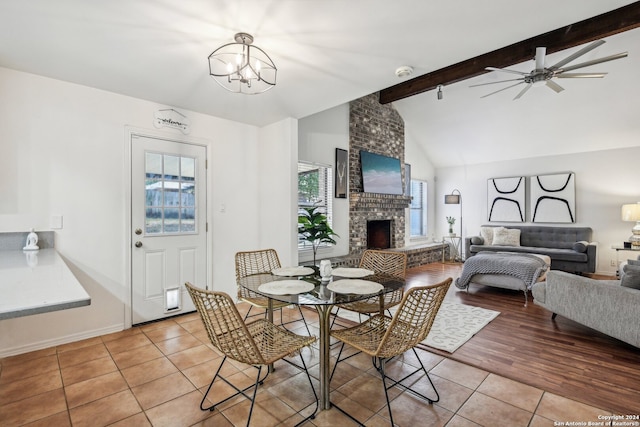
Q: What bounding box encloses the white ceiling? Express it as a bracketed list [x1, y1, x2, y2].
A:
[1, 0, 638, 167]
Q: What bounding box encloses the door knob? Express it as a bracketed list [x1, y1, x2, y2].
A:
[134, 241, 143, 248]
[135, 228, 142, 235]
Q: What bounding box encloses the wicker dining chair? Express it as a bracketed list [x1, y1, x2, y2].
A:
[185, 282, 318, 427]
[235, 249, 311, 335]
[330, 278, 452, 426]
[332, 250, 408, 325]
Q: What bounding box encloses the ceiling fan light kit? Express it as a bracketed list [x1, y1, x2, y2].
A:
[472, 39, 628, 100]
[208, 32, 277, 94]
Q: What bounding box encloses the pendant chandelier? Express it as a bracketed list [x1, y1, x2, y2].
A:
[208, 32, 277, 94]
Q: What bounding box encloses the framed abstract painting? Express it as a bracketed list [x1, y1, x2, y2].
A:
[487, 176, 525, 222]
[531, 172, 576, 223]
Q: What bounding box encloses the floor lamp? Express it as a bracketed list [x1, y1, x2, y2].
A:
[445, 189, 463, 260]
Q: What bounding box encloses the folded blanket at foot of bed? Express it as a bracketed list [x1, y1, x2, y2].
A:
[455, 252, 549, 290]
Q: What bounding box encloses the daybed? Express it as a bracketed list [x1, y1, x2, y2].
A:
[464, 225, 596, 274]
[532, 258, 640, 348]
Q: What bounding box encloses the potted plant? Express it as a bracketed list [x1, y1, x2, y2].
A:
[446, 216, 456, 236]
[298, 206, 339, 268]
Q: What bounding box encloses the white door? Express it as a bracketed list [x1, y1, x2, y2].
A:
[131, 134, 207, 324]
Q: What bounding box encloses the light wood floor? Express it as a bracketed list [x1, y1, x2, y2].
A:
[408, 262, 640, 414]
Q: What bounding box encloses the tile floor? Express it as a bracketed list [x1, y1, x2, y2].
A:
[0, 305, 614, 427]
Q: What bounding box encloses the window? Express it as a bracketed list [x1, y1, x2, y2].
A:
[145, 152, 196, 234]
[410, 180, 427, 238]
[298, 161, 333, 250]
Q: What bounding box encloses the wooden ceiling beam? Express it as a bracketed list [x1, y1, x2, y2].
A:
[379, 1, 640, 104]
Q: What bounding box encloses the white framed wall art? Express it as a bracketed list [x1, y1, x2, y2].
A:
[487, 176, 525, 222]
[530, 172, 576, 223]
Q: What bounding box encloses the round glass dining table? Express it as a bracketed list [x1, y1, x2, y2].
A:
[237, 271, 405, 412]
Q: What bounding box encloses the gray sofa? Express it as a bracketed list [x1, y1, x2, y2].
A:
[532, 269, 640, 348]
[465, 225, 596, 273]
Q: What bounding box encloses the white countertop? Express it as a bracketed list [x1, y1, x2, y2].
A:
[0, 249, 91, 320]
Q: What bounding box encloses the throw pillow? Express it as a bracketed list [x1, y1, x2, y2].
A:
[572, 241, 588, 253]
[628, 258, 640, 266]
[620, 263, 640, 290]
[492, 227, 521, 246]
[471, 236, 484, 245]
[480, 227, 494, 245]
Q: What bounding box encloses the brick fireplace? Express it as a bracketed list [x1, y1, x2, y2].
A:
[348, 93, 411, 259]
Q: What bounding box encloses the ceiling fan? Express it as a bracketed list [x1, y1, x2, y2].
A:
[471, 40, 628, 99]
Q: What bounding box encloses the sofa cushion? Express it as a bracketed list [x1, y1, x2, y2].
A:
[480, 226, 494, 245]
[492, 227, 521, 246]
[572, 241, 589, 253]
[620, 263, 640, 290]
[627, 258, 640, 266]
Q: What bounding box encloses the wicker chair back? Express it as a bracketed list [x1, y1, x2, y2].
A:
[359, 250, 407, 280]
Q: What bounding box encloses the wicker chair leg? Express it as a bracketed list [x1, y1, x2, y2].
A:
[377, 358, 396, 427]
[372, 349, 440, 407]
[411, 347, 440, 403]
[245, 366, 262, 427]
[297, 306, 312, 336]
[292, 351, 319, 426]
[199, 355, 268, 414]
[329, 342, 345, 381]
[330, 342, 363, 382]
[243, 305, 268, 321]
[329, 307, 340, 329]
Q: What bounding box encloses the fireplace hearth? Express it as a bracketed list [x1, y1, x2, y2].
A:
[367, 220, 392, 249]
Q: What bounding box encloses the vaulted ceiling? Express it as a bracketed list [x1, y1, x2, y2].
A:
[1, 0, 639, 167]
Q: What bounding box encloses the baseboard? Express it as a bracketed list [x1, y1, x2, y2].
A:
[0, 323, 125, 358]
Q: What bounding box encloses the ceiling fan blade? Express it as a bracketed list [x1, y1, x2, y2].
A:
[485, 66, 528, 76]
[535, 47, 546, 71]
[470, 77, 525, 87]
[513, 83, 532, 100]
[556, 72, 607, 78]
[480, 81, 525, 98]
[559, 52, 628, 73]
[548, 40, 606, 70]
[546, 79, 565, 93]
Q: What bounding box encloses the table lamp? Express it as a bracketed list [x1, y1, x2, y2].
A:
[621, 202, 640, 249]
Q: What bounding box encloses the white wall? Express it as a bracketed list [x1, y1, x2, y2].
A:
[404, 125, 437, 245]
[435, 146, 640, 275]
[0, 67, 296, 356]
[258, 118, 299, 266]
[298, 104, 350, 262]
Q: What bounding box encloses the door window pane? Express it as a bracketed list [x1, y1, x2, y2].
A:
[181, 208, 195, 232]
[181, 157, 195, 181]
[144, 152, 198, 234]
[145, 208, 162, 234]
[164, 155, 180, 180]
[145, 152, 162, 178]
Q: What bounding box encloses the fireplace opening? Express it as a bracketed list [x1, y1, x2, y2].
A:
[367, 220, 392, 249]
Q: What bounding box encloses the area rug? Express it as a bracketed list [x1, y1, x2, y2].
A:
[336, 302, 500, 353]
